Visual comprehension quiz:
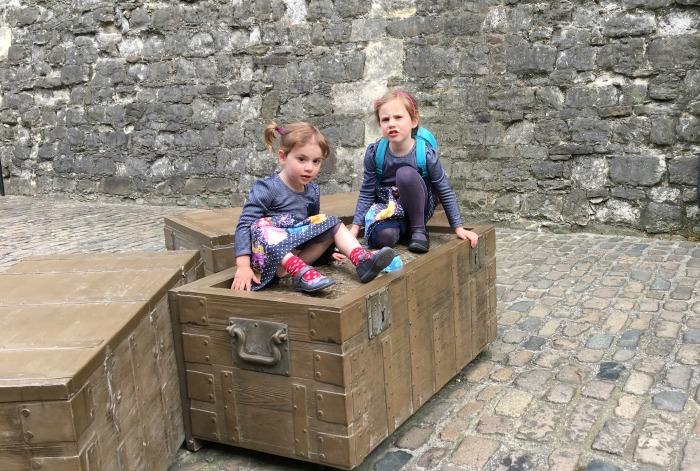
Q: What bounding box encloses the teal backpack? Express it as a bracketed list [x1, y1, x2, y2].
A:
[374, 127, 438, 188]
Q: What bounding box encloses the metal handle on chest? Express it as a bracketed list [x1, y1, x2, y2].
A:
[226, 324, 288, 366]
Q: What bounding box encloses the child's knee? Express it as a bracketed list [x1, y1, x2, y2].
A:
[372, 227, 400, 248]
[396, 165, 421, 183]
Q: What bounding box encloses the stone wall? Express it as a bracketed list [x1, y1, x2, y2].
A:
[0, 0, 698, 236]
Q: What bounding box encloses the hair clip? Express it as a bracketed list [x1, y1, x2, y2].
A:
[396, 91, 417, 112]
[276, 126, 286, 135]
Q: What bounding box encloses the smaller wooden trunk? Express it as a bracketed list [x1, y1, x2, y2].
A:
[0, 251, 203, 471]
[164, 192, 361, 275]
[170, 225, 496, 469]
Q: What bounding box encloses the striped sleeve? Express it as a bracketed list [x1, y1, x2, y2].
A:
[234, 179, 275, 257]
[352, 143, 379, 226]
[426, 148, 463, 229]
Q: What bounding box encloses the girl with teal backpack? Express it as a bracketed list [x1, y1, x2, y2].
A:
[349, 89, 478, 253]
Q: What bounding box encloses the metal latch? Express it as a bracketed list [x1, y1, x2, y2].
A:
[470, 242, 483, 273]
[226, 318, 290, 376]
[366, 287, 391, 339]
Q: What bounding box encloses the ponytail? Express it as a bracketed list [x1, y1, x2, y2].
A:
[262, 121, 330, 159]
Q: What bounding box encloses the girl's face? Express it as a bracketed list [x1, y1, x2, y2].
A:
[277, 139, 324, 192]
[377, 98, 418, 149]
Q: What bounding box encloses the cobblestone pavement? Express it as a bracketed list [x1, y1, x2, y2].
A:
[2, 195, 699, 471]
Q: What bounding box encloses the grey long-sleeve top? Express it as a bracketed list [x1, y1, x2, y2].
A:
[234, 174, 320, 257]
[352, 142, 463, 229]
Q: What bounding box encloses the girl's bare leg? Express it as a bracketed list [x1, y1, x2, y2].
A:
[297, 237, 334, 264]
[276, 238, 335, 277]
[275, 224, 360, 277]
[333, 224, 362, 256]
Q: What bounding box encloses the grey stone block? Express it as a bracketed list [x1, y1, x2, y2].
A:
[650, 118, 676, 145]
[587, 334, 614, 350]
[507, 43, 557, 73]
[570, 118, 612, 145]
[669, 156, 699, 185]
[642, 203, 684, 233]
[596, 38, 649, 76]
[373, 450, 412, 471]
[387, 16, 440, 37]
[556, 46, 596, 71]
[586, 459, 623, 471]
[609, 155, 664, 186]
[602, 13, 656, 38]
[618, 330, 642, 348]
[99, 177, 131, 196]
[405, 45, 460, 78]
[652, 391, 687, 411]
[677, 115, 700, 143]
[597, 362, 626, 380]
[648, 35, 700, 71]
[649, 74, 684, 100]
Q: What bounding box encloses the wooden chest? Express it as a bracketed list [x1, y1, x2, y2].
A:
[0, 251, 203, 471]
[170, 225, 496, 469]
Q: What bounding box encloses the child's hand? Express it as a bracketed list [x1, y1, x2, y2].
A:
[455, 227, 479, 248]
[231, 266, 260, 291]
[331, 248, 346, 262]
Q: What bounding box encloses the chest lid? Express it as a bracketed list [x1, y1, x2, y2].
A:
[0, 251, 199, 402]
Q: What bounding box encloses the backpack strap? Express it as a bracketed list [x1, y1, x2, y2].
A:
[414, 127, 437, 180]
[374, 127, 436, 189]
[374, 138, 389, 189]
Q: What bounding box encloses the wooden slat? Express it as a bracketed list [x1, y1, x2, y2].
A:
[29, 456, 82, 471]
[18, 401, 76, 444]
[108, 329, 147, 470]
[130, 314, 169, 469]
[406, 264, 435, 409]
[313, 351, 347, 387]
[380, 320, 413, 434]
[150, 297, 185, 457]
[317, 433, 352, 468]
[315, 390, 350, 425]
[455, 243, 474, 367]
[352, 338, 388, 449]
[182, 333, 212, 365]
[292, 384, 309, 458]
[221, 369, 240, 443]
[186, 370, 215, 403]
[202, 244, 236, 273]
[470, 268, 491, 353]
[3, 251, 199, 274]
[190, 408, 218, 441]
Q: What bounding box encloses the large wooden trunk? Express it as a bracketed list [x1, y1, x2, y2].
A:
[164, 192, 361, 275]
[170, 225, 496, 469]
[0, 251, 203, 471]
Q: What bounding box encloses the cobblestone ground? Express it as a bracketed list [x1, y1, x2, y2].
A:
[2, 196, 699, 471]
[0, 195, 188, 271]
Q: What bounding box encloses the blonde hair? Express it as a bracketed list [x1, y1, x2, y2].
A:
[373, 89, 420, 126]
[263, 121, 330, 159]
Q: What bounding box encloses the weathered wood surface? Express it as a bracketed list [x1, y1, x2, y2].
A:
[171, 226, 496, 469]
[164, 191, 454, 274]
[0, 251, 203, 471]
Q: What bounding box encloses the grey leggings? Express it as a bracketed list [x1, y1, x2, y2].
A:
[372, 166, 429, 248]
